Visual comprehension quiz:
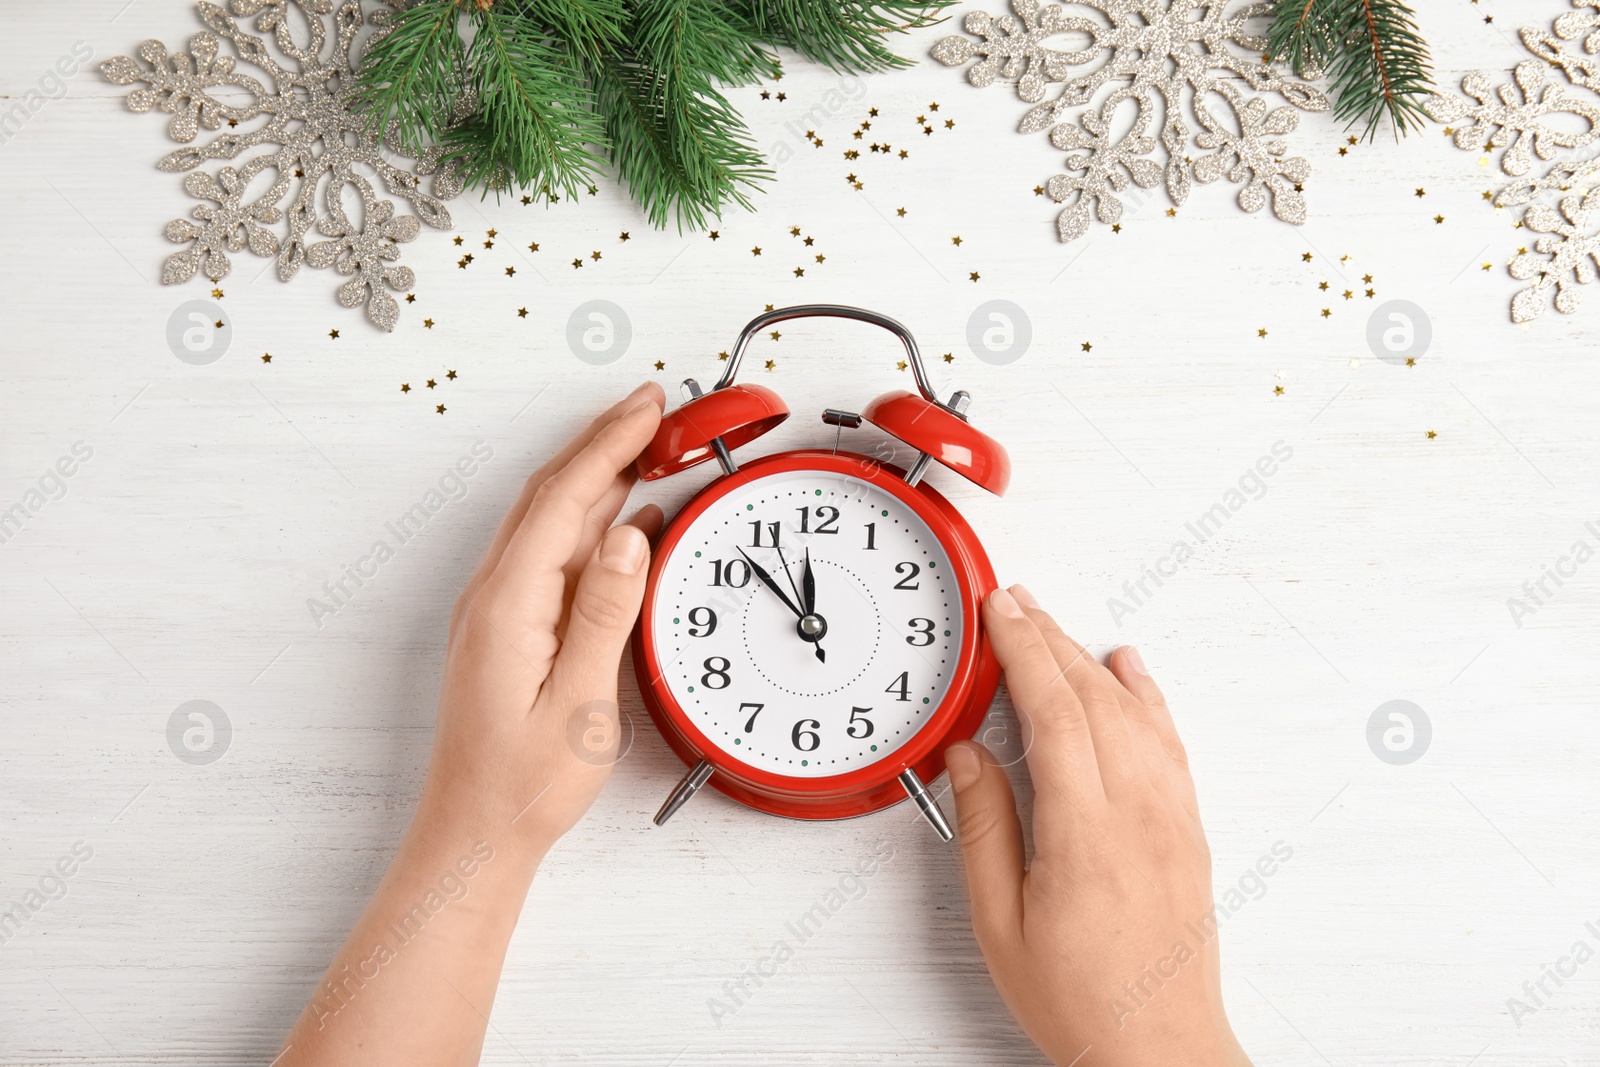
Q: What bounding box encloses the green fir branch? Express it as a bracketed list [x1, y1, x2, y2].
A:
[1267, 0, 1435, 140]
[351, 0, 943, 227]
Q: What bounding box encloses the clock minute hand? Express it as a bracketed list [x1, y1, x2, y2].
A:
[800, 548, 816, 616]
[735, 547, 803, 618]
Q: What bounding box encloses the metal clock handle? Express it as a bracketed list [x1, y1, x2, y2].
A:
[715, 304, 942, 405]
[696, 303, 971, 490]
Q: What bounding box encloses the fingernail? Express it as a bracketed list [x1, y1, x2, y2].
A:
[1121, 645, 1149, 675]
[989, 587, 1024, 619]
[600, 524, 648, 574]
[1011, 583, 1039, 609]
[945, 744, 981, 791]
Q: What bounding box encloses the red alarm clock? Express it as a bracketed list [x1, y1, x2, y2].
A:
[632, 305, 1010, 840]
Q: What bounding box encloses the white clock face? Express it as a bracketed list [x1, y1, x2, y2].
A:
[651, 467, 963, 778]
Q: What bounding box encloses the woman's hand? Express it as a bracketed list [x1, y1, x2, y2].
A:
[946, 585, 1250, 1067]
[279, 382, 664, 1066]
[418, 380, 665, 855]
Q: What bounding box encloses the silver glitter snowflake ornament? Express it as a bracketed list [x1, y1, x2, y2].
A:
[102, 0, 463, 331]
[933, 0, 1328, 243]
[1427, 0, 1600, 323]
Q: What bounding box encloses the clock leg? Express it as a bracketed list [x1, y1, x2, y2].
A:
[898, 768, 954, 842]
[653, 758, 714, 827]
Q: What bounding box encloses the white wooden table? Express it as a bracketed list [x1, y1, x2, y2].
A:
[3, 2, 1597, 1063]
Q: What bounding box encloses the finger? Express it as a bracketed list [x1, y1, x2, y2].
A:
[983, 588, 1105, 811]
[1011, 585, 1143, 800]
[482, 396, 662, 638]
[468, 382, 664, 592]
[945, 741, 1024, 948]
[1109, 645, 1196, 791]
[542, 522, 652, 724]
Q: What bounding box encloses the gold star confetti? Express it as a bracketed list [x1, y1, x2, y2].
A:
[1343, 289, 1353, 300]
[845, 149, 859, 160]
[1258, 328, 1268, 338]
[898, 149, 908, 159]
[400, 383, 410, 393]
[709, 230, 720, 240]
[1426, 430, 1437, 439]
[1338, 146, 1348, 156]
[1415, 188, 1426, 197]
[718, 350, 730, 360]
[1081, 342, 1093, 352]
[1341, 255, 1352, 264]
[446, 369, 457, 380]
[896, 207, 906, 217]
[329, 329, 340, 339]
[453, 236, 463, 246]
[1347, 135, 1358, 145]
[521, 195, 531, 205]
[654, 360, 665, 371]
[1405, 357, 1416, 366]
[405, 293, 415, 303]
[896, 360, 908, 371]
[1274, 385, 1285, 395]
[1482, 191, 1494, 201]
[776, 92, 786, 101]
[437, 404, 446, 414]
[1301, 252, 1312, 262]
[861, 120, 872, 131]
[951, 235, 963, 246]
[591, 250, 602, 261]
[517, 307, 528, 318]
[427, 378, 437, 389]
[484, 239, 494, 249]
[1362, 273, 1372, 283]
[760, 90, 770, 99]
[1320, 308, 1332, 318]
[423, 318, 434, 328]
[764, 303, 775, 311]
[770, 330, 781, 340]
[793, 267, 805, 276]
[214, 319, 223, 328]
[845, 172, 858, 183]
[572, 258, 583, 269]
[487, 228, 497, 238]
[1033, 185, 1045, 196]
[815, 253, 825, 263]
[760, 358, 776, 371]
[1111, 223, 1121, 233]
[969, 271, 980, 282]
[211, 287, 224, 299]
[1481, 262, 1492, 271]
[505, 266, 515, 277]
[929, 101, 940, 110]
[944, 119, 955, 129]
[1365, 288, 1375, 297]
[1318, 281, 1329, 291]
[790, 226, 801, 236]
[752, 246, 762, 256]
[869, 106, 879, 117]
[528, 241, 540, 252]
[942, 352, 954, 363]
[803, 236, 814, 246]
[1165, 207, 1176, 217]
[620, 231, 630, 241]
[1434, 214, 1445, 224]
[261, 353, 271, 363]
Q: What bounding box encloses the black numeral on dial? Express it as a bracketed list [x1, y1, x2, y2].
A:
[709, 558, 751, 587]
[687, 606, 717, 637]
[886, 671, 910, 701]
[906, 618, 935, 646]
[846, 706, 874, 739]
[740, 702, 764, 732]
[791, 719, 821, 751]
[748, 520, 779, 548]
[796, 506, 839, 534]
[893, 561, 921, 590]
[701, 656, 731, 689]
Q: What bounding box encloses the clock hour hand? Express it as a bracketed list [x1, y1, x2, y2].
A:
[800, 548, 816, 616]
[736, 547, 803, 618]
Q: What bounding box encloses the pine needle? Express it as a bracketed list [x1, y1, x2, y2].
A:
[1267, 0, 1435, 140]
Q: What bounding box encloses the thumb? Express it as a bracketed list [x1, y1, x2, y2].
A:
[544, 521, 651, 719]
[945, 741, 1025, 947]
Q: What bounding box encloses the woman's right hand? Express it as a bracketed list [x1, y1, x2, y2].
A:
[945, 585, 1251, 1067]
